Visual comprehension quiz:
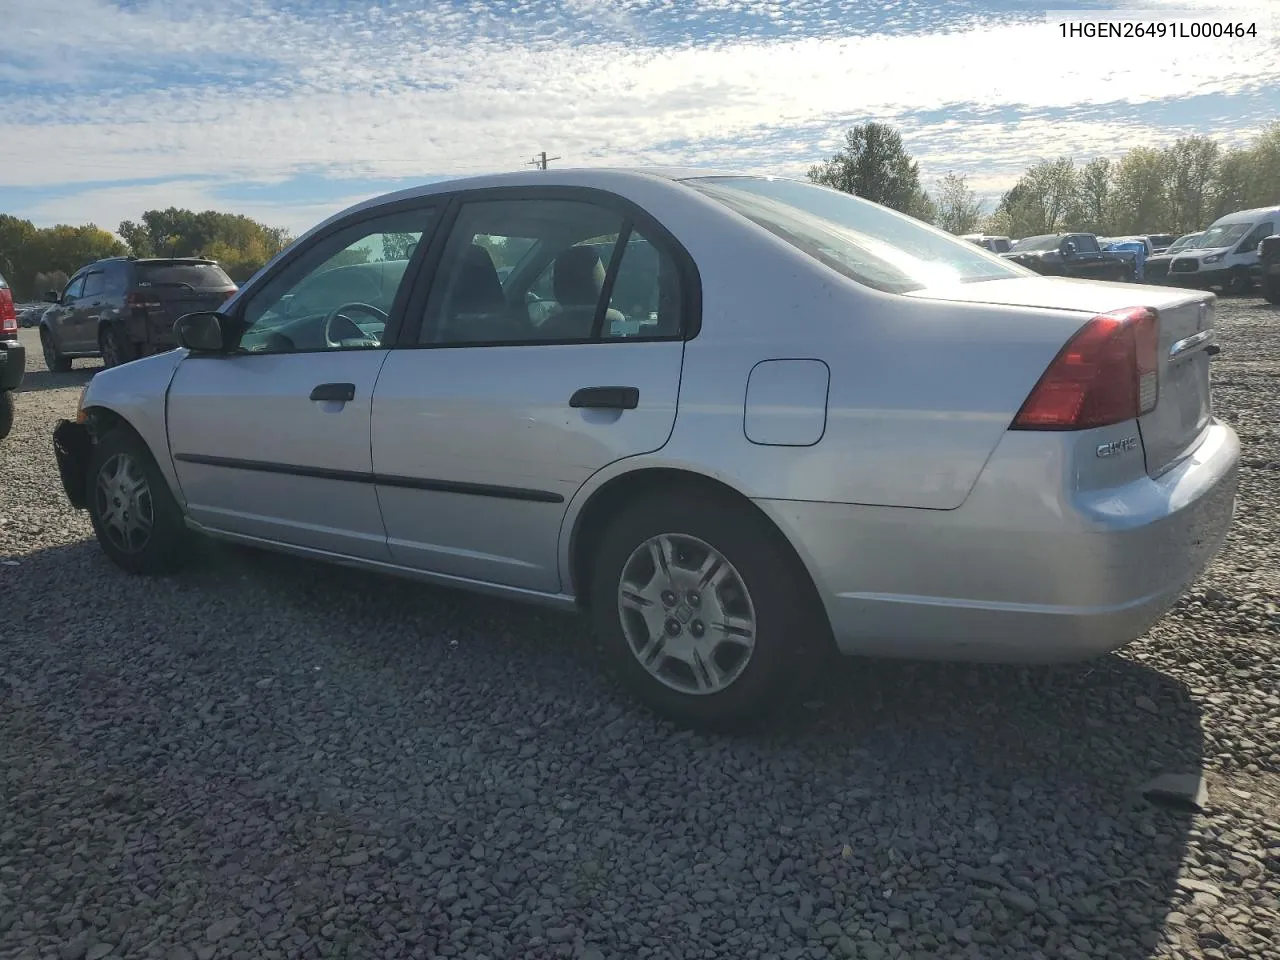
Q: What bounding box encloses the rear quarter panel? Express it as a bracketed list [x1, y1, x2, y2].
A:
[607, 185, 1093, 511]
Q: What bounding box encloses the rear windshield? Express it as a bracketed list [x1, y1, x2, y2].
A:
[1197, 223, 1251, 249]
[685, 176, 1025, 294]
[992, 238, 1011, 253]
[135, 262, 234, 289]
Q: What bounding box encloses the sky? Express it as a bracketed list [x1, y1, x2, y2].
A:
[0, 0, 1277, 238]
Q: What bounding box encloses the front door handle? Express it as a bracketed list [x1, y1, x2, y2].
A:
[310, 382, 356, 403]
[569, 386, 639, 410]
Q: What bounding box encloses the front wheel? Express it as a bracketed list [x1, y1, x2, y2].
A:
[590, 488, 825, 730]
[1225, 269, 1253, 296]
[41, 328, 72, 373]
[86, 427, 190, 575]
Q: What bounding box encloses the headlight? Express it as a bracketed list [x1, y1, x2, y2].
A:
[75, 385, 89, 423]
[1202, 253, 1224, 264]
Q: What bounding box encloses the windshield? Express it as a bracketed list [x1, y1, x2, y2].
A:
[1010, 235, 1062, 252]
[136, 262, 234, 289]
[685, 176, 1025, 294]
[1197, 223, 1251, 249]
[1168, 233, 1202, 252]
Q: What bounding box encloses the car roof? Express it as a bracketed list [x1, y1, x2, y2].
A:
[1209, 205, 1280, 225]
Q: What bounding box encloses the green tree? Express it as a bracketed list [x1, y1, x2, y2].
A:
[118, 208, 293, 282]
[1108, 148, 1172, 234]
[1163, 136, 1219, 233]
[996, 158, 1080, 238]
[933, 173, 983, 234]
[1075, 157, 1112, 235]
[808, 122, 932, 216]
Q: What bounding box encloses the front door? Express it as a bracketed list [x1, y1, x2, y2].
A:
[75, 268, 107, 350]
[49, 273, 86, 353]
[372, 192, 692, 593]
[166, 205, 438, 560]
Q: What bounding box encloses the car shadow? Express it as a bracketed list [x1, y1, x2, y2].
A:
[17, 366, 99, 393]
[6, 539, 1206, 959]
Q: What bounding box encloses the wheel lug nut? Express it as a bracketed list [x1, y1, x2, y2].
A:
[665, 618, 682, 637]
[690, 620, 705, 638]
[661, 590, 677, 607]
[687, 591, 701, 607]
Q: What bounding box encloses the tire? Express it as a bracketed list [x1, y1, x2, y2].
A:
[0, 391, 13, 441]
[1265, 278, 1280, 305]
[1225, 269, 1253, 296]
[40, 328, 72, 372]
[99, 323, 137, 369]
[86, 427, 190, 575]
[589, 487, 825, 730]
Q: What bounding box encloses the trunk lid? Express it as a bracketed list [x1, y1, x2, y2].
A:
[908, 276, 1217, 477]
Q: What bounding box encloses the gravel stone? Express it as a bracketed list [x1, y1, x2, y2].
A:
[2, 301, 1279, 960]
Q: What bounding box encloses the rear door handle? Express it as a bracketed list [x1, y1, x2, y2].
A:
[569, 386, 639, 410]
[310, 382, 356, 403]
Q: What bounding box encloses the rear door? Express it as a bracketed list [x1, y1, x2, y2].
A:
[75, 268, 107, 349]
[371, 189, 693, 592]
[133, 261, 239, 347]
[165, 204, 439, 560]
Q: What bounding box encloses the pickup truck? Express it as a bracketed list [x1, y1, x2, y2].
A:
[1001, 233, 1134, 282]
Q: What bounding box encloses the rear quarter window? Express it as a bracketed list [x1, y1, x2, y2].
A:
[135, 263, 235, 289]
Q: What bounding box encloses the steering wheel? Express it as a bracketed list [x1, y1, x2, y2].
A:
[322, 302, 387, 348]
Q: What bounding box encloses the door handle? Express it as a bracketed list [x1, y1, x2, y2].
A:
[569, 386, 639, 410]
[310, 382, 356, 403]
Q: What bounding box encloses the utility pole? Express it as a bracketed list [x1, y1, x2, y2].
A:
[527, 150, 561, 170]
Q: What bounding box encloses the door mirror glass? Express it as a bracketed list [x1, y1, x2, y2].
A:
[43, 290, 59, 303]
[175, 311, 228, 353]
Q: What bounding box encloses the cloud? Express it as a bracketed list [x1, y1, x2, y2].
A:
[0, 0, 1276, 228]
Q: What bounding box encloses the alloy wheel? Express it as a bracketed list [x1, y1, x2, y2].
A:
[616, 533, 757, 695]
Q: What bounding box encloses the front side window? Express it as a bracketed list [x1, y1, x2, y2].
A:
[235, 208, 434, 354]
[686, 176, 1026, 294]
[1238, 221, 1274, 253]
[62, 275, 86, 303]
[421, 197, 685, 345]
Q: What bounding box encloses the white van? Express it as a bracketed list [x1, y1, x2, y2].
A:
[1165, 204, 1279, 294]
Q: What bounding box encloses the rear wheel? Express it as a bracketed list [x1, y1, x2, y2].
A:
[40, 328, 72, 372]
[1265, 277, 1280, 305]
[589, 488, 824, 730]
[0, 391, 13, 441]
[86, 427, 190, 575]
[99, 323, 137, 369]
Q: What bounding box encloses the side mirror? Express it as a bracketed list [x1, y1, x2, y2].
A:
[174, 311, 229, 353]
[43, 290, 59, 303]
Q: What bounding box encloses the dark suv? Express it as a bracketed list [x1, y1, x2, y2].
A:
[1, 267, 23, 439]
[39, 257, 237, 371]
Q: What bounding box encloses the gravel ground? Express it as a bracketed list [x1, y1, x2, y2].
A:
[2, 300, 1278, 960]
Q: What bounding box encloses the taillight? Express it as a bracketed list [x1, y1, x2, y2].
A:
[125, 291, 161, 309]
[0, 288, 16, 337]
[1011, 306, 1159, 431]
[224, 288, 238, 301]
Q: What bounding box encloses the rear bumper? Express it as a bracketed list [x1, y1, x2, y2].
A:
[0, 339, 25, 391]
[53, 419, 92, 509]
[760, 421, 1240, 663]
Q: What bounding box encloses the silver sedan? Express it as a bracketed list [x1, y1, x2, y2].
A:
[53, 169, 1240, 728]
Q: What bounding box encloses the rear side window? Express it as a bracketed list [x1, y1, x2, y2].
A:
[135, 262, 234, 289]
[1072, 235, 1100, 253]
[82, 271, 106, 297]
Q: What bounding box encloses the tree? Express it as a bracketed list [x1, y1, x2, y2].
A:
[1108, 148, 1172, 234]
[996, 158, 1080, 238]
[1075, 158, 1112, 235]
[933, 173, 983, 234]
[118, 208, 293, 282]
[382, 233, 419, 261]
[1163, 136, 1219, 234]
[808, 122, 932, 216]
